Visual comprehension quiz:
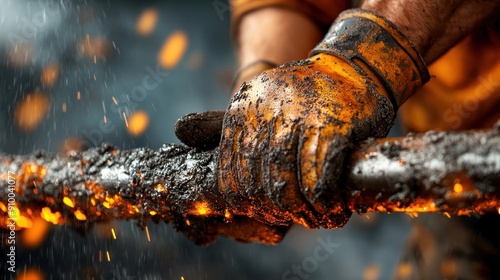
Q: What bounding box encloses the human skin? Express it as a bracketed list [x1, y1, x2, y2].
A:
[236, 1, 500, 73]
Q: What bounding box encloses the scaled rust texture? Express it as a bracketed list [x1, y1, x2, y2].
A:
[1, 126, 499, 245]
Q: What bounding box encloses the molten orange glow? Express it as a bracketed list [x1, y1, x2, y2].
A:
[127, 111, 149, 136]
[191, 201, 211, 216]
[137, 8, 158, 36]
[15, 268, 44, 280]
[0, 202, 7, 212]
[14, 92, 50, 132]
[21, 217, 50, 248]
[149, 210, 157, 216]
[8, 43, 34, 67]
[74, 210, 87, 221]
[40, 207, 62, 225]
[63, 197, 75, 208]
[158, 31, 188, 69]
[155, 184, 166, 192]
[224, 209, 232, 219]
[78, 35, 111, 59]
[20, 163, 47, 186]
[8, 205, 20, 220]
[498, 207, 500, 215]
[41, 64, 60, 87]
[17, 216, 33, 228]
[453, 182, 463, 193]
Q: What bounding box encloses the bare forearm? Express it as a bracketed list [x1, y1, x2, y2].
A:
[237, 7, 323, 68]
[362, 0, 500, 63]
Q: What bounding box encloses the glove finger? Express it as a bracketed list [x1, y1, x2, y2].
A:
[299, 125, 352, 228]
[174, 110, 225, 150]
[264, 116, 322, 228]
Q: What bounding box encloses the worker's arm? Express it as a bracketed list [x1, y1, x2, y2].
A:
[230, 1, 350, 95]
[361, 0, 500, 63]
[237, 8, 322, 68]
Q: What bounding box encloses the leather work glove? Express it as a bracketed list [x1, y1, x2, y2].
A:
[177, 9, 429, 229]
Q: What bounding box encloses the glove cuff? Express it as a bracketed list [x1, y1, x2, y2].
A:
[231, 60, 276, 95]
[310, 8, 430, 108]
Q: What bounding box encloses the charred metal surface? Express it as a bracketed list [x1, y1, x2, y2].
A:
[0, 143, 287, 245]
[346, 125, 500, 215]
[0, 127, 499, 245]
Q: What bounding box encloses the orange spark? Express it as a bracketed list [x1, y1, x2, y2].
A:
[106, 250, 111, 262]
[15, 267, 44, 280]
[62, 103, 67, 112]
[111, 228, 117, 240]
[453, 182, 463, 193]
[149, 211, 157, 216]
[155, 184, 166, 192]
[192, 201, 211, 216]
[17, 215, 33, 229]
[395, 262, 412, 279]
[123, 112, 129, 128]
[40, 64, 60, 87]
[363, 264, 380, 280]
[136, 8, 158, 36]
[145, 226, 151, 242]
[74, 210, 87, 221]
[40, 207, 62, 225]
[63, 197, 74, 208]
[158, 31, 188, 69]
[127, 111, 149, 136]
[8, 205, 20, 220]
[21, 217, 50, 248]
[14, 92, 50, 132]
[224, 209, 232, 219]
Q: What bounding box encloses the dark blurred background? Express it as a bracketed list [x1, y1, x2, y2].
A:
[0, 0, 412, 279]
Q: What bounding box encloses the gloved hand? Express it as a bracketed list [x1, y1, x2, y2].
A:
[178, 9, 429, 229]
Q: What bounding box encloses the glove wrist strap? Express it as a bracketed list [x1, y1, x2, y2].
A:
[310, 8, 430, 108]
